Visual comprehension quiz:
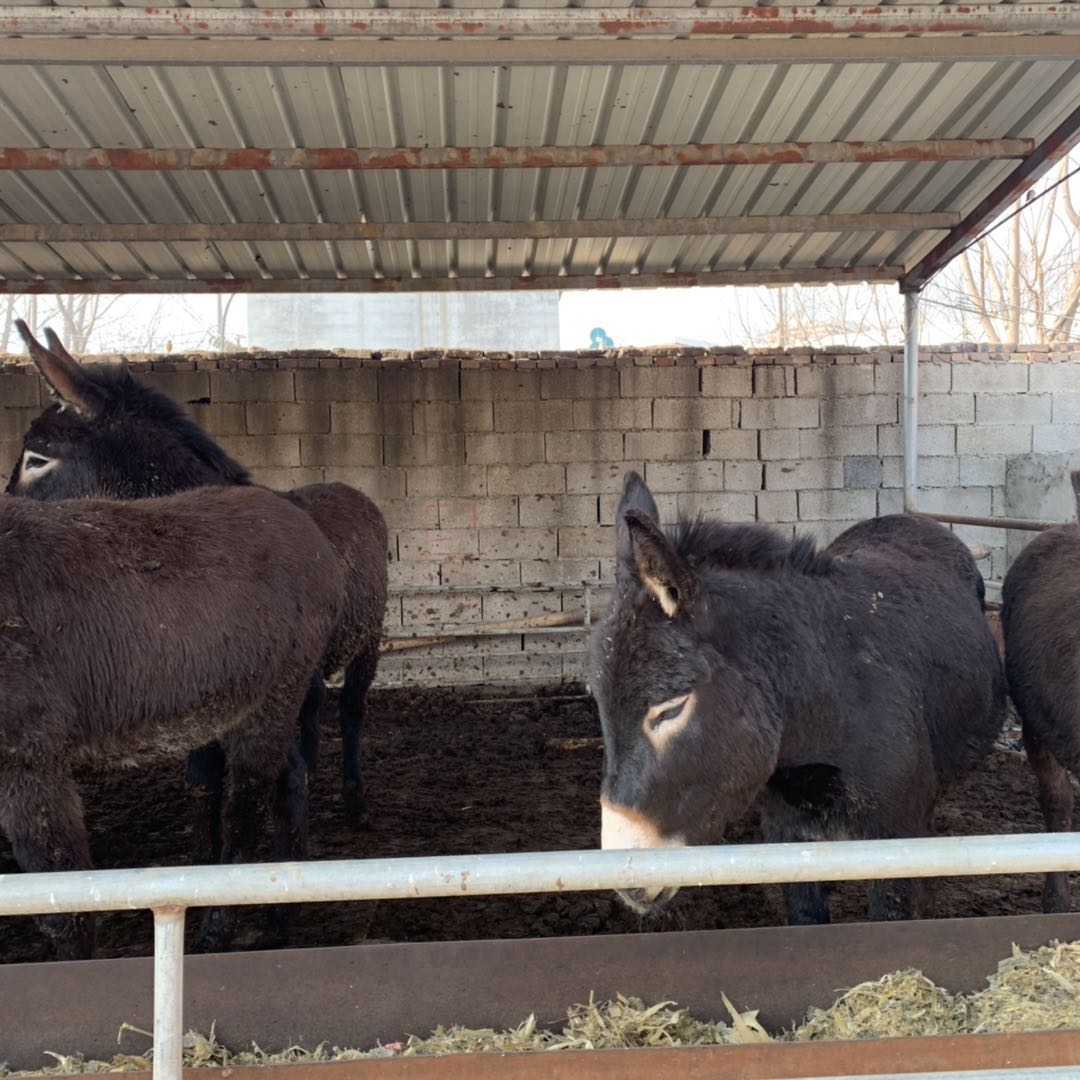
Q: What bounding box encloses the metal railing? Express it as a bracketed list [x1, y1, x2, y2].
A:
[3, 832, 1080, 1080]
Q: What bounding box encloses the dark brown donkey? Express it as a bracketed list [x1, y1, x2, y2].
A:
[592, 471, 1005, 925]
[8, 324, 389, 858]
[0, 484, 343, 959]
[1001, 469, 1080, 913]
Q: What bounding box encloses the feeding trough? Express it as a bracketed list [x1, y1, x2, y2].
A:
[4, 837, 1080, 1079]
[4, 916, 1080, 1077]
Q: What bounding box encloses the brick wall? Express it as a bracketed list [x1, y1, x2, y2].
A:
[3, 345, 1079, 688]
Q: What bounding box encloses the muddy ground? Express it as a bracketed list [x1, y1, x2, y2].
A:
[0, 685, 1060, 964]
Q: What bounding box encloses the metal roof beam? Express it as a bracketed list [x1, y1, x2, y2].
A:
[0, 267, 902, 296]
[902, 101, 1080, 292]
[0, 215, 959, 244]
[1, 35, 1076, 66]
[0, 141, 1033, 172]
[2, 5, 1078, 39]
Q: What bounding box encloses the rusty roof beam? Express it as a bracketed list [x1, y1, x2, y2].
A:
[0, 266, 902, 296]
[902, 101, 1080, 292]
[3, 35, 1077, 67]
[2, 5, 1078, 39]
[0, 140, 1034, 172]
[0, 214, 959, 245]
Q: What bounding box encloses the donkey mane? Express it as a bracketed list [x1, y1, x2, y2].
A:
[82, 365, 252, 485]
[667, 515, 833, 576]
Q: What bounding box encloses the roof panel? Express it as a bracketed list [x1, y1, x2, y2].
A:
[0, 4, 1075, 291]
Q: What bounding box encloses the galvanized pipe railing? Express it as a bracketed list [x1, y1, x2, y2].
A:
[898, 284, 1066, 536]
[918, 510, 1062, 533]
[3, 832, 1080, 1080]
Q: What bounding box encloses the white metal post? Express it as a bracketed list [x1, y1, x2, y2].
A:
[152, 907, 186, 1080]
[903, 289, 921, 513]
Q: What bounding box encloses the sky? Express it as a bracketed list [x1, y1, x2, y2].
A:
[1, 282, 907, 355]
[559, 286, 775, 350]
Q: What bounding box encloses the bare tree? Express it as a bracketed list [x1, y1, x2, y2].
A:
[928, 155, 1080, 347]
[0, 297, 37, 355]
[734, 282, 911, 349]
[0, 295, 222, 356]
[50, 295, 127, 352]
[727, 152, 1080, 350]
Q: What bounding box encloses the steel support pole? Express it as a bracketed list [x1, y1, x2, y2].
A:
[903, 290, 921, 513]
[152, 907, 186, 1080]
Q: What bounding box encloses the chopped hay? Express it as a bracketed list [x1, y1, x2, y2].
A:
[0, 996, 765, 1075]
[364, 992, 772, 1057]
[553, 993, 731, 1050]
[791, 969, 964, 1041]
[968, 941, 1080, 1034]
[6, 940, 1080, 1074]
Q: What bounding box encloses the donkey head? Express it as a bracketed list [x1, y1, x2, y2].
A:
[589, 471, 782, 914]
[7, 321, 250, 501]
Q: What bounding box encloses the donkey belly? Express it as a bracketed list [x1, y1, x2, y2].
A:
[72, 695, 270, 768]
[761, 745, 934, 845]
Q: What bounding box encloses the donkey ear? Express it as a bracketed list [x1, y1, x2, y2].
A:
[616, 470, 660, 562]
[1070, 470, 1080, 524]
[43, 326, 81, 369]
[16, 320, 102, 419]
[624, 507, 694, 619]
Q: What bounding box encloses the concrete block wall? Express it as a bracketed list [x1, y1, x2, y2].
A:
[3, 344, 1080, 688]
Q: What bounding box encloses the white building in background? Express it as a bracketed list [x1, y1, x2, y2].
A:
[247, 292, 561, 351]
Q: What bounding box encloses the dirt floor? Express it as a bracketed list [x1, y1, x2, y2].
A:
[0, 685, 1061, 964]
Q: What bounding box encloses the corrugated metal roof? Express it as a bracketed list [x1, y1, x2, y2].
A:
[0, 2, 1077, 293]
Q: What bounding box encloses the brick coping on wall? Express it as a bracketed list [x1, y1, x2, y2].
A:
[3, 343, 1080, 375]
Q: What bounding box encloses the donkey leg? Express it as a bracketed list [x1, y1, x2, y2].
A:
[782, 882, 830, 925]
[195, 679, 312, 954]
[868, 819, 929, 922]
[0, 766, 95, 959]
[259, 745, 310, 948]
[193, 753, 279, 953]
[868, 877, 917, 921]
[1025, 726, 1074, 913]
[340, 646, 380, 828]
[185, 742, 226, 865]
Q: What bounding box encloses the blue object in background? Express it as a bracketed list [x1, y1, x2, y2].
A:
[590, 326, 614, 348]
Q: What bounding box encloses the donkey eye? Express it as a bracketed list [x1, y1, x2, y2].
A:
[647, 694, 691, 732]
[19, 450, 59, 483]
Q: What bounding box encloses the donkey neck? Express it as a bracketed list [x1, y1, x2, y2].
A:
[703, 566, 864, 762]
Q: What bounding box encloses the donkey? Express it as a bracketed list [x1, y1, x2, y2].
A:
[8, 323, 388, 854]
[0, 484, 343, 959]
[1001, 469, 1080, 913]
[592, 471, 1005, 925]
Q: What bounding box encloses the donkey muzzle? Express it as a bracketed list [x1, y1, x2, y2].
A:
[600, 797, 686, 912]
